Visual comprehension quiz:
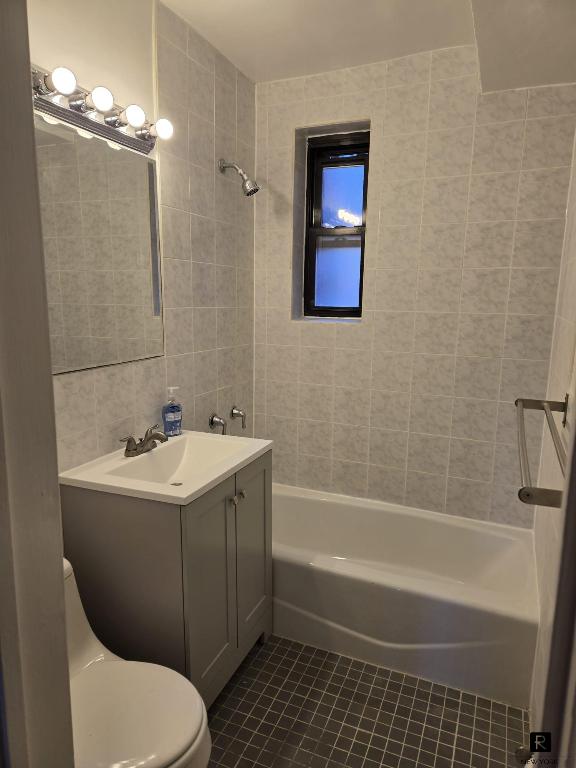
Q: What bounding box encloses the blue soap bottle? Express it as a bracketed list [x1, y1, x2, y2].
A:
[162, 386, 182, 437]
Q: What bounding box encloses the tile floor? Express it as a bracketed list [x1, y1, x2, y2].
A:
[208, 636, 530, 768]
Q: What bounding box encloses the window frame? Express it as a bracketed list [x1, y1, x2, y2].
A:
[303, 131, 370, 318]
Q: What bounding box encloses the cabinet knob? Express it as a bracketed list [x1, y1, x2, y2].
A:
[230, 490, 247, 506]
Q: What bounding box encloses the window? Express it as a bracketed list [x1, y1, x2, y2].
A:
[304, 132, 369, 318]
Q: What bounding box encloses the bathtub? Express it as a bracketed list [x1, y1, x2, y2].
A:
[272, 484, 538, 707]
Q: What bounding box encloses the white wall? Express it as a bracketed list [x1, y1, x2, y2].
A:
[531, 125, 576, 726]
[1, 0, 74, 762]
[47, 3, 256, 471]
[27, 0, 155, 117]
[254, 51, 574, 530]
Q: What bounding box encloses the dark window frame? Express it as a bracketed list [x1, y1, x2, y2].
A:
[303, 131, 370, 318]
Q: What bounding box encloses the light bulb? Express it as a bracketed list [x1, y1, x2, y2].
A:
[45, 66, 77, 96]
[151, 118, 173, 140]
[122, 104, 146, 128]
[86, 86, 114, 113]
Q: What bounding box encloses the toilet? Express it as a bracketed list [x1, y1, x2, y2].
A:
[63, 558, 212, 768]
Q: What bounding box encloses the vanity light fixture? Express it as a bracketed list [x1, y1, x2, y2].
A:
[150, 118, 174, 140]
[135, 118, 174, 142]
[104, 103, 147, 130]
[35, 66, 78, 96]
[31, 64, 173, 155]
[69, 85, 115, 114]
[87, 86, 115, 113]
[121, 104, 147, 129]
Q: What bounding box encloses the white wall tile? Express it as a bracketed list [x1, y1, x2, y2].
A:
[475, 90, 527, 125]
[387, 53, 430, 87]
[457, 314, 506, 357]
[422, 176, 469, 223]
[426, 127, 473, 177]
[419, 223, 465, 268]
[255, 45, 574, 531]
[513, 220, 565, 269]
[405, 471, 446, 512]
[428, 76, 478, 130]
[52, 9, 257, 462]
[517, 167, 571, 219]
[451, 398, 498, 442]
[468, 172, 519, 221]
[368, 465, 406, 504]
[472, 121, 524, 173]
[449, 437, 495, 481]
[464, 221, 514, 268]
[446, 476, 490, 519]
[431, 46, 478, 80]
[408, 433, 449, 474]
[523, 115, 576, 169]
[369, 428, 408, 468]
[384, 83, 429, 134]
[332, 460, 368, 497]
[460, 268, 510, 313]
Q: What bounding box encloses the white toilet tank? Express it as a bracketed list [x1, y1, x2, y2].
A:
[63, 559, 117, 675]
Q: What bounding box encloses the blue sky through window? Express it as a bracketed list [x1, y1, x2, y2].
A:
[315, 236, 361, 308]
[321, 164, 364, 228]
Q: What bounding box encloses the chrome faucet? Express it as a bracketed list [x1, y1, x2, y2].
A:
[120, 424, 168, 457]
[230, 405, 247, 429]
[209, 413, 227, 435]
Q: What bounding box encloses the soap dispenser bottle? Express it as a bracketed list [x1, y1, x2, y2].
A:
[162, 386, 182, 437]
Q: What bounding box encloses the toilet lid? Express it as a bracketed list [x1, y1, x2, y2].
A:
[71, 660, 205, 768]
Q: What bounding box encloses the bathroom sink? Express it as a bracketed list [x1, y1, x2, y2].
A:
[59, 430, 272, 504]
[107, 433, 247, 484]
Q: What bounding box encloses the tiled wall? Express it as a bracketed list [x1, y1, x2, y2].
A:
[52, 2, 255, 470]
[254, 47, 576, 527]
[38, 132, 161, 372]
[531, 118, 576, 725]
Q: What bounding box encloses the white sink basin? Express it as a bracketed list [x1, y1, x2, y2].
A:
[59, 430, 272, 505]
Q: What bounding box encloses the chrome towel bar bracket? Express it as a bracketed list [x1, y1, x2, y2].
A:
[515, 395, 569, 508]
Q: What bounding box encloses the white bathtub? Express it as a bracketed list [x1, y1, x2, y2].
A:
[272, 484, 539, 707]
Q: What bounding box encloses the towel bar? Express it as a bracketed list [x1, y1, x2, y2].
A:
[515, 395, 568, 508]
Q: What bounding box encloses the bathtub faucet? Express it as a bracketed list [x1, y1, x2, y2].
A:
[209, 413, 227, 435]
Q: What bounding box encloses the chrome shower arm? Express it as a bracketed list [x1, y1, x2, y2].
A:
[218, 159, 243, 176]
[218, 158, 260, 196]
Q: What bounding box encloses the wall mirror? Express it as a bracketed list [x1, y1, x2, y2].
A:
[34, 113, 164, 373]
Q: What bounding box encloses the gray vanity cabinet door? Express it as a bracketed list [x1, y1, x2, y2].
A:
[235, 452, 272, 646]
[182, 475, 237, 703]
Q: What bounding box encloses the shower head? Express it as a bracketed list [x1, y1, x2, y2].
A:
[241, 176, 260, 196]
[218, 159, 260, 196]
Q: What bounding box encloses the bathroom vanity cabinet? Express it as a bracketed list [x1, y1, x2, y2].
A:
[61, 450, 272, 706]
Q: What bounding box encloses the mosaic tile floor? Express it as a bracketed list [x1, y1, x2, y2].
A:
[208, 636, 530, 768]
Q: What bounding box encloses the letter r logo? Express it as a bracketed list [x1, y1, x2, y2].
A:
[530, 732, 551, 752]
